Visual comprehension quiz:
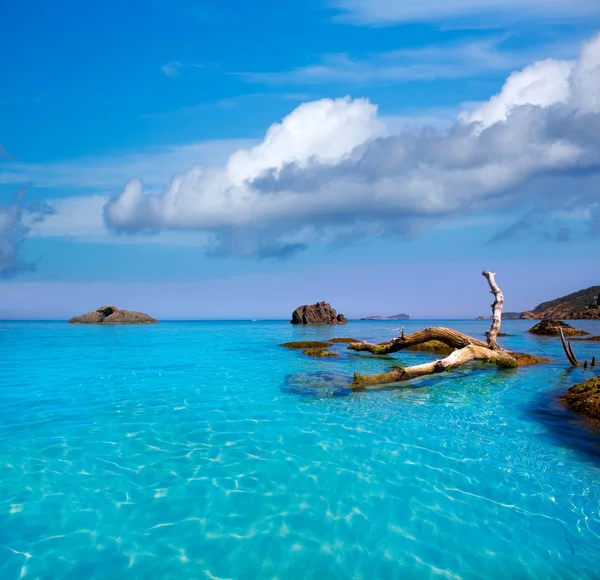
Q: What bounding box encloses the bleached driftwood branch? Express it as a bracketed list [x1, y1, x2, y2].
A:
[348, 271, 517, 389]
[351, 345, 517, 389]
[482, 270, 503, 350]
[348, 327, 487, 355]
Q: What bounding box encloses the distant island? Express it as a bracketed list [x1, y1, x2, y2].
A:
[476, 312, 522, 321]
[361, 313, 410, 321]
[69, 305, 158, 325]
[477, 286, 600, 320]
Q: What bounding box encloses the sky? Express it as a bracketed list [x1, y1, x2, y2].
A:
[1, 0, 600, 319]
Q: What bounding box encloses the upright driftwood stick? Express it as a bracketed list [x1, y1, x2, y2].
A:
[482, 271, 504, 350]
[559, 327, 580, 367]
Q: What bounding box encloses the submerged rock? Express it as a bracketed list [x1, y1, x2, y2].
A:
[280, 341, 333, 349]
[291, 302, 348, 325]
[328, 337, 361, 343]
[302, 348, 338, 358]
[510, 352, 552, 366]
[404, 340, 455, 356]
[69, 305, 158, 325]
[281, 371, 352, 398]
[527, 319, 589, 336]
[560, 376, 600, 425]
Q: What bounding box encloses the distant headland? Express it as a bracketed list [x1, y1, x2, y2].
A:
[477, 286, 600, 320]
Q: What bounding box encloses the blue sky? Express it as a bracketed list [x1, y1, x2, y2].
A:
[1, 0, 599, 319]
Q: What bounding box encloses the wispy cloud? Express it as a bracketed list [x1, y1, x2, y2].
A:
[237, 37, 578, 86]
[0, 143, 15, 160]
[161, 61, 205, 78]
[329, 0, 600, 25]
[0, 140, 254, 190]
[142, 92, 313, 120]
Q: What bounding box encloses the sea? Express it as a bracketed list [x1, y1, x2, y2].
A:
[1, 319, 599, 579]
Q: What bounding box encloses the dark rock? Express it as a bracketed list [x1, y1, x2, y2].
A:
[302, 348, 338, 358]
[280, 341, 333, 349]
[510, 352, 552, 366]
[69, 305, 158, 325]
[527, 319, 589, 336]
[560, 376, 600, 425]
[291, 302, 348, 325]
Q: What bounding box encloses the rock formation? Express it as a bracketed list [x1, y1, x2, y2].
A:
[527, 319, 589, 336]
[69, 306, 158, 325]
[291, 302, 348, 325]
[561, 376, 600, 425]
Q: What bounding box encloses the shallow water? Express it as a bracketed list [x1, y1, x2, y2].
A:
[1, 319, 599, 579]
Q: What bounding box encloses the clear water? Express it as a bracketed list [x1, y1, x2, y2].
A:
[1, 319, 599, 579]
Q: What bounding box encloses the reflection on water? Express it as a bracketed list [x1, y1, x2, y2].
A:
[0, 319, 599, 579]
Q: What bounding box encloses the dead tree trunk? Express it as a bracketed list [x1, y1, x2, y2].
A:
[349, 327, 488, 355]
[349, 271, 517, 390]
[482, 270, 503, 350]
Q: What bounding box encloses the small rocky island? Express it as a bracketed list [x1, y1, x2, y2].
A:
[527, 319, 589, 336]
[361, 313, 410, 321]
[69, 305, 158, 325]
[291, 302, 348, 325]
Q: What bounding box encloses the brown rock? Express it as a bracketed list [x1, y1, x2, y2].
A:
[560, 376, 600, 425]
[527, 319, 589, 336]
[69, 305, 158, 325]
[291, 302, 348, 325]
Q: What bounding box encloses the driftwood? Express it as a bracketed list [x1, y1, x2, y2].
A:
[349, 327, 488, 355]
[483, 271, 503, 350]
[349, 271, 518, 389]
[559, 327, 580, 367]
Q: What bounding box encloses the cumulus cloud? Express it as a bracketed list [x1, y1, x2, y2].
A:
[104, 34, 600, 257]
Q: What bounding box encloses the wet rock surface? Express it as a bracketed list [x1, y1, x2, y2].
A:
[527, 319, 589, 336]
[561, 376, 600, 425]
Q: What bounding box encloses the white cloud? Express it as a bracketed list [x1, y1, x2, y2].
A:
[329, 0, 600, 25]
[239, 38, 575, 86]
[460, 58, 574, 128]
[226, 97, 385, 185]
[103, 33, 600, 258]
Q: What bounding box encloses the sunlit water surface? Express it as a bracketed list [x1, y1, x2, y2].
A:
[1, 320, 600, 579]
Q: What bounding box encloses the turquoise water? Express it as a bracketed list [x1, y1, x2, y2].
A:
[1, 319, 600, 579]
